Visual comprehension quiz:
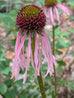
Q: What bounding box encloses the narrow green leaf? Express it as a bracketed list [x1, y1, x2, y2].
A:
[6, 30, 11, 37]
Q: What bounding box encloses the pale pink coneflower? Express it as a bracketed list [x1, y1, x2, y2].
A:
[11, 5, 56, 83]
[44, 0, 70, 25]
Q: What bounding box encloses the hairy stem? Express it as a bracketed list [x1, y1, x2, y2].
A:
[31, 34, 46, 98]
[52, 26, 57, 98]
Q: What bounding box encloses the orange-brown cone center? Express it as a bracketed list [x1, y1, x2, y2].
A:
[45, 0, 57, 6]
[21, 5, 40, 18]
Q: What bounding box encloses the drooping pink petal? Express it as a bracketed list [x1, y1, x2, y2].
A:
[11, 31, 27, 81]
[40, 34, 50, 76]
[31, 54, 34, 69]
[26, 32, 31, 70]
[39, 33, 48, 64]
[34, 32, 38, 75]
[23, 70, 27, 84]
[15, 31, 27, 59]
[37, 36, 42, 76]
[43, 31, 55, 72]
[42, 30, 53, 60]
[56, 4, 70, 16]
[18, 46, 26, 70]
[43, 31, 57, 73]
[40, 37, 51, 77]
[42, 30, 53, 63]
[18, 57, 24, 70]
[43, 6, 47, 16]
[16, 32, 31, 84]
[38, 46, 42, 76]
[31, 71, 38, 82]
[54, 7, 60, 25]
[40, 30, 54, 77]
[53, 56, 57, 66]
[15, 29, 22, 53]
[14, 64, 20, 81]
[48, 7, 55, 25]
[11, 58, 17, 78]
[19, 46, 27, 69]
[11, 58, 20, 81]
[44, 63, 53, 78]
[18, 52, 26, 70]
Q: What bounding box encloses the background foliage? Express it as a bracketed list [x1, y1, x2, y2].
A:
[0, 0, 74, 98]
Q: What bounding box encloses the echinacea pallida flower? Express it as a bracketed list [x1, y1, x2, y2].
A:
[11, 5, 56, 83]
[44, 0, 70, 25]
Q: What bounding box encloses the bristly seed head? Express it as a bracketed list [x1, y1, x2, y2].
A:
[45, 0, 57, 7]
[21, 5, 40, 18]
[16, 5, 46, 31]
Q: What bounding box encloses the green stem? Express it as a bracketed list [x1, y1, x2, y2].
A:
[37, 72, 46, 98]
[52, 26, 57, 98]
[31, 34, 46, 98]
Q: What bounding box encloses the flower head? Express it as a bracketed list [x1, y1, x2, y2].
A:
[44, 0, 70, 25]
[45, 0, 57, 7]
[16, 5, 46, 31]
[11, 5, 56, 83]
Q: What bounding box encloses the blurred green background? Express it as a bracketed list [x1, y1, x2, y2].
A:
[0, 0, 74, 98]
